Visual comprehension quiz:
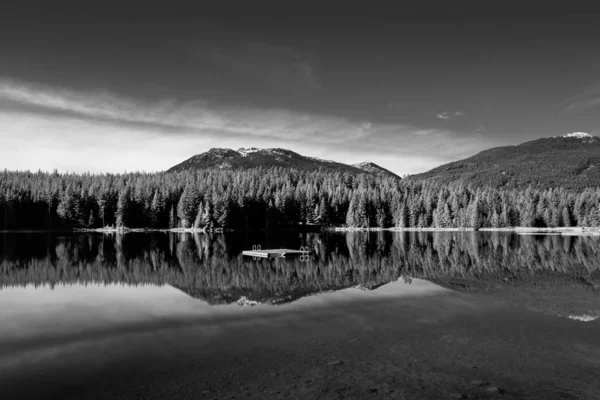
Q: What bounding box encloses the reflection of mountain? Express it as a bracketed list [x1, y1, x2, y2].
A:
[1, 232, 599, 311]
[431, 272, 600, 321]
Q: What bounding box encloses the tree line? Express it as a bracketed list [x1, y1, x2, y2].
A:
[1, 168, 600, 230]
[1, 231, 598, 306]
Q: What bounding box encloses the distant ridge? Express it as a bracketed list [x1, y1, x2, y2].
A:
[167, 147, 400, 178]
[412, 133, 600, 190]
[352, 162, 398, 176]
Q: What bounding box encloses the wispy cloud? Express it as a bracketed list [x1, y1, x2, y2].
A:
[198, 39, 321, 94]
[561, 83, 600, 113]
[475, 124, 487, 133]
[563, 98, 600, 113]
[0, 78, 491, 174]
[436, 110, 465, 120]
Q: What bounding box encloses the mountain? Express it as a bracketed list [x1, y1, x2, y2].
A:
[352, 161, 399, 176]
[412, 132, 600, 190]
[167, 147, 400, 178]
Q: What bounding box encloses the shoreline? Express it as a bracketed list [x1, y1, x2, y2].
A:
[331, 226, 600, 234]
[1, 226, 599, 235]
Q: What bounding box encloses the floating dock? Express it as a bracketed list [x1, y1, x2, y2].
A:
[242, 249, 310, 259]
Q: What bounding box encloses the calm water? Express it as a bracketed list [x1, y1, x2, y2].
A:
[1, 230, 599, 315]
[1, 231, 600, 399]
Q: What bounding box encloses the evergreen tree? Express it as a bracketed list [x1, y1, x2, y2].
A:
[169, 205, 177, 229]
[520, 200, 536, 227]
[88, 212, 96, 228]
[396, 203, 409, 228]
[150, 190, 164, 228]
[193, 200, 204, 229]
[177, 185, 196, 228]
[562, 206, 572, 227]
[490, 210, 500, 228]
[115, 189, 129, 228]
[345, 194, 357, 227]
[200, 201, 213, 230]
[470, 197, 482, 229]
[318, 197, 331, 226]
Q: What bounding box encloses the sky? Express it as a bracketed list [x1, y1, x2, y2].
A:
[2, 4, 600, 175]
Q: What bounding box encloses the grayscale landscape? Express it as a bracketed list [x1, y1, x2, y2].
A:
[1, 3, 600, 400]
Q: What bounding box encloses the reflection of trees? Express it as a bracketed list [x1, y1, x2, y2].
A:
[0, 232, 599, 304]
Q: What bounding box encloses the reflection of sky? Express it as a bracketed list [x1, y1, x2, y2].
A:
[0, 283, 209, 342]
[2, 276, 596, 378]
[0, 279, 447, 345]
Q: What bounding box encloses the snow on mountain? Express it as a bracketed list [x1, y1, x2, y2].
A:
[568, 314, 599, 322]
[306, 155, 340, 164]
[562, 132, 592, 139]
[352, 162, 397, 176]
[237, 147, 260, 156]
[168, 147, 402, 178]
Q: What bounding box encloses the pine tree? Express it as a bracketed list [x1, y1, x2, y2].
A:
[169, 205, 177, 229]
[375, 203, 390, 227]
[470, 197, 482, 229]
[562, 206, 572, 227]
[500, 203, 510, 227]
[216, 200, 231, 228]
[97, 196, 106, 228]
[115, 189, 129, 228]
[193, 200, 204, 229]
[318, 197, 331, 226]
[177, 185, 196, 228]
[395, 203, 409, 228]
[200, 201, 212, 230]
[356, 193, 369, 227]
[520, 200, 536, 227]
[345, 194, 357, 227]
[56, 191, 72, 224]
[490, 210, 500, 228]
[150, 190, 164, 228]
[88, 212, 95, 228]
[591, 206, 600, 227]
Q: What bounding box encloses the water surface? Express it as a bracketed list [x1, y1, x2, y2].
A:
[1, 231, 600, 399]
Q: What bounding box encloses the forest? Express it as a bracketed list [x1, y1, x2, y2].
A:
[1, 167, 600, 230]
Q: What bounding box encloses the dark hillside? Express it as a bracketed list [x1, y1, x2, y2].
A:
[167, 147, 400, 178]
[412, 134, 600, 190]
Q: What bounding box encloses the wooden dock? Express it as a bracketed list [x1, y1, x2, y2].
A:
[242, 249, 310, 259]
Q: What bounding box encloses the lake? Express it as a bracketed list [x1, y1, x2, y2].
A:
[1, 231, 599, 399]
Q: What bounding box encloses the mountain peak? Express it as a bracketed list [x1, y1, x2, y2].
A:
[354, 162, 377, 168]
[168, 147, 400, 178]
[352, 161, 397, 176]
[562, 132, 592, 139]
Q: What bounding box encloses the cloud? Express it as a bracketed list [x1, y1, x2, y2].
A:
[0, 78, 492, 175]
[436, 110, 465, 120]
[563, 98, 600, 113]
[198, 39, 321, 94]
[561, 83, 600, 113]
